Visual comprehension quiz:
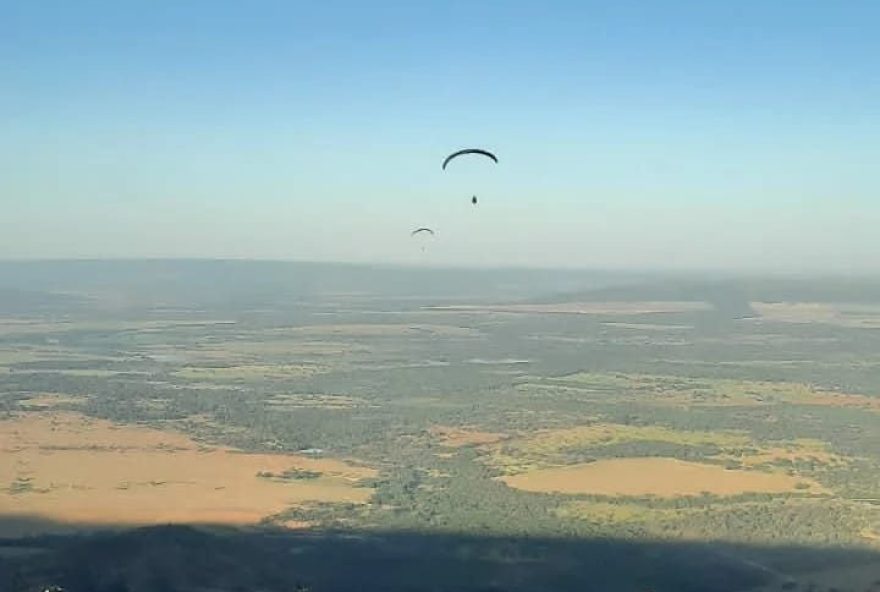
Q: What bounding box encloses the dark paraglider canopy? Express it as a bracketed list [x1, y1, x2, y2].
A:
[411, 227, 435, 253]
[441, 148, 498, 170]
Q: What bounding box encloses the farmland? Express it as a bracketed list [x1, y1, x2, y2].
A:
[0, 411, 374, 532]
[0, 262, 879, 591]
[501, 457, 825, 497]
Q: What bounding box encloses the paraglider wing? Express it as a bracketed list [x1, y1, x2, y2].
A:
[411, 227, 436, 253]
[442, 148, 498, 170]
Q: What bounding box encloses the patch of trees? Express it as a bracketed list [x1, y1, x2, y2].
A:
[660, 500, 868, 545]
[560, 440, 723, 463]
[257, 469, 322, 481]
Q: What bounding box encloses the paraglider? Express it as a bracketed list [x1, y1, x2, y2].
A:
[442, 148, 497, 205]
[411, 227, 436, 252]
[441, 148, 498, 170]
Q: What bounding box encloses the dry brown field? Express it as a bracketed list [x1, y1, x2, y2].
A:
[0, 411, 375, 533]
[501, 458, 826, 497]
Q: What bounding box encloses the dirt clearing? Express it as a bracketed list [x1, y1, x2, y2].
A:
[501, 458, 826, 497]
[0, 412, 375, 535]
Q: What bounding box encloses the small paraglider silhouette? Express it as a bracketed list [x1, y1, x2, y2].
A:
[441, 148, 498, 170]
[443, 148, 496, 205]
[411, 227, 436, 252]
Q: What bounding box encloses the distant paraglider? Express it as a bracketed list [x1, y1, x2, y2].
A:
[411, 227, 436, 252]
[442, 148, 496, 206]
[441, 148, 498, 170]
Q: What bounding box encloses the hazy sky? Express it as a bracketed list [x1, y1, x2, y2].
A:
[2, 1, 879, 270]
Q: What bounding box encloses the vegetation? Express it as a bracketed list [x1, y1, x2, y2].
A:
[0, 262, 879, 590]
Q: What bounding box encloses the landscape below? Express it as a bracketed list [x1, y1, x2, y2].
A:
[0, 261, 879, 592]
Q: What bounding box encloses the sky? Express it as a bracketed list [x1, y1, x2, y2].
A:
[2, 0, 879, 271]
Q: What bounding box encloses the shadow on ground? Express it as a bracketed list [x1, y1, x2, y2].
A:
[1, 515, 879, 592]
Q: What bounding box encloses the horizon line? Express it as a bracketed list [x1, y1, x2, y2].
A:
[0, 256, 876, 279]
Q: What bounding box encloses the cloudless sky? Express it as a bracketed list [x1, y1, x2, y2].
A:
[2, 1, 879, 270]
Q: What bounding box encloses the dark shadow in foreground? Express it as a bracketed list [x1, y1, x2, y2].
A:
[1, 516, 879, 592]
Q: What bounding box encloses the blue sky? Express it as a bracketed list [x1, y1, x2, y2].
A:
[2, 1, 879, 270]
